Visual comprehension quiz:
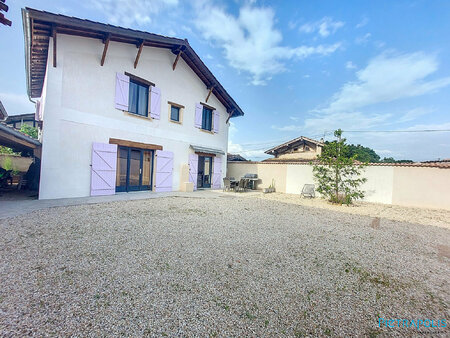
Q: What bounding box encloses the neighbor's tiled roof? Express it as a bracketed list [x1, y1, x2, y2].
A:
[265, 136, 324, 155]
[0, 101, 7, 121]
[238, 160, 450, 168]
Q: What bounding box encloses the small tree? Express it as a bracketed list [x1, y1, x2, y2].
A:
[313, 129, 367, 205]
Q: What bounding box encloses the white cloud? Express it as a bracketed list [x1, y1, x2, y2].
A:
[0, 92, 35, 115]
[398, 107, 433, 123]
[345, 61, 357, 70]
[89, 0, 178, 27]
[194, 4, 341, 85]
[322, 52, 450, 113]
[272, 111, 391, 135]
[299, 17, 344, 37]
[356, 17, 369, 29]
[355, 33, 371, 45]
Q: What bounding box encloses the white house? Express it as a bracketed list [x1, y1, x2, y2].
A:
[22, 8, 244, 199]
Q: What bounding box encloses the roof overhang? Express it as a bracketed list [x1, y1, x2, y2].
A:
[0, 123, 41, 152]
[21, 7, 244, 118]
[190, 145, 225, 155]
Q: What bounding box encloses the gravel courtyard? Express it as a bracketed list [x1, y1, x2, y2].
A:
[1, 194, 449, 336]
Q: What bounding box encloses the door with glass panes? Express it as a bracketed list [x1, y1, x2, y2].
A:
[116, 146, 154, 192]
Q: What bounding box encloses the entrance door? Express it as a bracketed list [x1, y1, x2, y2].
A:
[116, 146, 154, 192]
[197, 156, 212, 188]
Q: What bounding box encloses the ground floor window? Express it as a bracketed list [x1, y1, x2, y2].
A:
[116, 146, 154, 192]
[197, 155, 212, 188]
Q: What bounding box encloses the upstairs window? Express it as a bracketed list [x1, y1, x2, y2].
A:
[202, 106, 212, 131]
[171, 106, 180, 122]
[129, 79, 148, 117]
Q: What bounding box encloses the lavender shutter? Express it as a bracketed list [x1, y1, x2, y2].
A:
[194, 103, 202, 128]
[213, 110, 219, 133]
[90, 143, 117, 196]
[115, 73, 129, 110]
[212, 156, 222, 189]
[154, 150, 173, 192]
[188, 154, 199, 190]
[150, 86, 161, 119]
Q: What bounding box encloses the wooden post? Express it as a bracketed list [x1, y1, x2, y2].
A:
[205, 86, 214, 103]
[172, 49, 182, 71]
[134, 41, 144, 69]
[52, 25, 57, 68]
[226, 109, 234, 124]
[100, 34, 110, 66]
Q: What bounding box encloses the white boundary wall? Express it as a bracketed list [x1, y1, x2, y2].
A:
[228, 162, 450, 210]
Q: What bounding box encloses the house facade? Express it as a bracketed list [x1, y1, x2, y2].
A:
[264, 136, 324, 162]
[22, 8, 244, 199]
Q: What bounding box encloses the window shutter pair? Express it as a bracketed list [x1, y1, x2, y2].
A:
[194, 102, 220, 133]
[114, 72, 160, 119]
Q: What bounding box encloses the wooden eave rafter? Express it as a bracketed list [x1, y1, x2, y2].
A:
[205, 84, 215, 103]
[100, 33, 110, 66]
[24, 8, 245, 118]
[51, 24, 56, 67]
[172, 46, 184, 71]
[134, 40, 144, 68]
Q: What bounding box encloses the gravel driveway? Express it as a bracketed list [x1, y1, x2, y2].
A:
[1, 194, 449, 336]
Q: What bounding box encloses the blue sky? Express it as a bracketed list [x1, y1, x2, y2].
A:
[1, 0, 450, 161]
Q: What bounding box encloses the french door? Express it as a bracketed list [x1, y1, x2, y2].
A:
[197, 156, 212, 189]
[116, 146, 154, 192]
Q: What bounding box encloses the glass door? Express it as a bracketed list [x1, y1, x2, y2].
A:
[197, 156, 212, 188]
[116, 147, 154, 192]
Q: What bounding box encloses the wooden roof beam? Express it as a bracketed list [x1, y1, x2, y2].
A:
[51, 24, 57, 67]
[134, 40, 144, 69]
[205, 85, 215, 103]
[172, 49, 182, 71]
[100, 34, 110, 66]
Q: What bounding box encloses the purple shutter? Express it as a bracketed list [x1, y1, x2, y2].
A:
[195, 103, 202, 128]
[188, 154, 198, 190]
[213, 110, 219, 133]
[212, 156, 222, 189]
[115, 73, 129, 110]
[150, 86, 161, 119]
[91, 143, 117, 196]
[154, 150, 173, 192]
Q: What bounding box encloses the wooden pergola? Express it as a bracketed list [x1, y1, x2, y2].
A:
[0, 123, 41, 154]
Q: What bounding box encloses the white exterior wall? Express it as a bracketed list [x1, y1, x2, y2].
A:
[228, 162, 450, 210]
[39, 34, 230, 199]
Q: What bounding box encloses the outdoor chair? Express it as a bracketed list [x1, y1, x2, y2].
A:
[223, 178, 232, 192]
[236, 178, 247, 192]
[301, 184, 315, 198]
[17, 176, 28, 191]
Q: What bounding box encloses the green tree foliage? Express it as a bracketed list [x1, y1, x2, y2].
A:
[20, 125, 38, 139]
[313, 129, 367, 205]
[347, 144, 380, 163]
[380, 157, 413, 163]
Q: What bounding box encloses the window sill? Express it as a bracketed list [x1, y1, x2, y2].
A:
[123, 111, 152, 121]
[200, 128, 214, 134]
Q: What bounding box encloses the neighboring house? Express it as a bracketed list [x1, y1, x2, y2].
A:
[264, 136, 324, 162]
[227, 153, 248, 162]
[5, 113, 37, 129]
[22, 8, 244, 199]
[0, 101, 7, 121]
